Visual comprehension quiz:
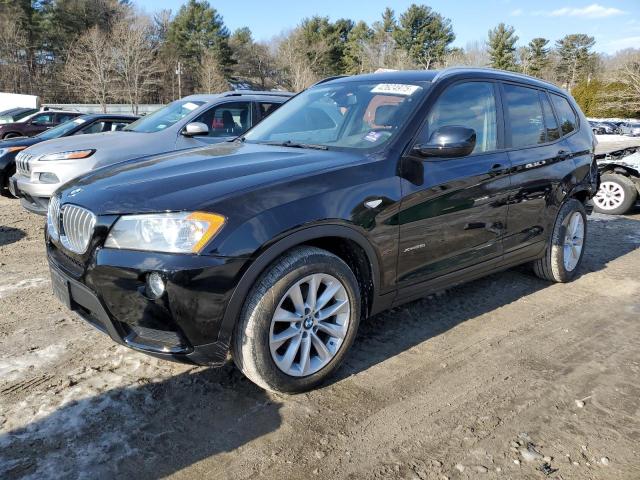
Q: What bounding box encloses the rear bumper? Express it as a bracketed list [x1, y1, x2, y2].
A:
[47, 239, 248, 366]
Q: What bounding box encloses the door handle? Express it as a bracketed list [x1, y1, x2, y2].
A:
[557, 150, 570, 160]
[488, 163, 504, 175]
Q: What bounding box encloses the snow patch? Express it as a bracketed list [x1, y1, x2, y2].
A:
[0, 344, 66, 382]
[0, 277, 49, 299]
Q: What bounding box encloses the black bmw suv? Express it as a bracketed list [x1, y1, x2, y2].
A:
[47, 69, 598, 393]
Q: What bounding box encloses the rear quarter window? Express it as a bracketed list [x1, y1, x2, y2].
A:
[549, 93, 578, 136]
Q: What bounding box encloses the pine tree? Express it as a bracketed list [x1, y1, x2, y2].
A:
[393, 4, 455, 69]
[555, 34, 596, 91]
[487, 23, 518, 71]
[528, 37, 549, 77]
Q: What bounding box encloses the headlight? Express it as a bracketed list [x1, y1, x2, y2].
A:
[0, 146, 26, 157]
[104, 212, 225, 253]
[40, 149, 95, 161]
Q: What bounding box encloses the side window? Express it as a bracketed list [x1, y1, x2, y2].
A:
[259, 102, 279, 119]
[56, 113, 77, 124]
[540, 92, 560, 142]
[503, 84, 545, 147]
[77, 121, 108, 134]
[31, 113, 54, 125]
[111, 122, 129, 131]
[194, 102, 252, 137]
[550, 93, 577, 136]
[421, 82, 498, 154]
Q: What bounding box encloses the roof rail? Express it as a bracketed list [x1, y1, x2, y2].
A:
[433, 67, 561, 90]
[310, 75, 349, 87]
[221, 90, 294, 97]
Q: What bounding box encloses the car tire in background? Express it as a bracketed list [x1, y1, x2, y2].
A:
[592, 173, 637, 215]
[232, 246, 361, 394]
[533, 199, 587, 283]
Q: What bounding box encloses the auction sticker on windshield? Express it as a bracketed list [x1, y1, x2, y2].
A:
[371, 84, 422, 95]
[183, 102, 201, 111]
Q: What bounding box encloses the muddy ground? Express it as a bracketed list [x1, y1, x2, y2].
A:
[0, 195, 639, 480]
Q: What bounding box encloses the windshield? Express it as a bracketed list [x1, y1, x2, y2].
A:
[37, 116, 87, 140]
[124, 100, 205, 133]
[244, 80, 429, 150]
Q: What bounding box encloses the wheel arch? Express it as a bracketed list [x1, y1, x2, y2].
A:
[216, 224, 382, 348]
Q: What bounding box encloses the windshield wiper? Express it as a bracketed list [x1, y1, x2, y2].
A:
[264, 140, 329, 150]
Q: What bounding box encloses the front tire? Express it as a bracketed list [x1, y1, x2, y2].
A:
[592, 173, 637, 215]
[232, 246, 361, 393]
[533, 199, 587, 283]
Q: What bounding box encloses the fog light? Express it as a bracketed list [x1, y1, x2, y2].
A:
[39, 172, 59, 184]
[146, 272, 165, 299]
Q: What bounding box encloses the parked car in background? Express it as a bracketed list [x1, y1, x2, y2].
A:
[0, 113, 137, 198]
[589, 120, 606, 135]
[620, 122, 640, 136]
[600, 121, 619, 134]
[588, 120, 618, 135]
[0, 107, 39, 124]
[45, 69, 597, 393]
[10, 91, 292, 214]
[0, 110, 82, 139]
[593, 149, 640, 215]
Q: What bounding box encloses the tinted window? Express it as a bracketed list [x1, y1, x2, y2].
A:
[194, 102, 252, 137]
[540, 92, 560, 142]
[56, 113, 78, 124]
[78, 121, 108, 134]
[30, 113, 54, 125]
[421, 81, 497, 154]
[259, 102, 279, 119]
[550, 94, 577, 135]
[503, 84, 545, 147]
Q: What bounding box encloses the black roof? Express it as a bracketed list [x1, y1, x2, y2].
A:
[325, 68, 566, 95]
[76, 113, 139, 121]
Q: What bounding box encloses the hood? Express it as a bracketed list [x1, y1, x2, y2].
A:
[0, 136, 40, 149]
[60, 142, 364, 215]
[22, 130, 159, 162]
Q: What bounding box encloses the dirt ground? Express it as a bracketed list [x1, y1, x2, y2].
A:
[0, 194, 639, 480]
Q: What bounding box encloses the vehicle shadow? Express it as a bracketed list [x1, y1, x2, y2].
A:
[333, 213, 640, 382]
[0, 226, 26, 247]
[0, 367, 282, 479]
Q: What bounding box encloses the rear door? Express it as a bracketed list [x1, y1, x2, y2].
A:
[502, 83, 572, 253]
[396, 80, 511, 290]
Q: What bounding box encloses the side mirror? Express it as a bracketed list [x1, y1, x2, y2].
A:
[182, 122, 209, 137]
[413, 125, 476, 158]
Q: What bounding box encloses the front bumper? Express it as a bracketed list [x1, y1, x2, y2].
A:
[47, 234, 248, 365]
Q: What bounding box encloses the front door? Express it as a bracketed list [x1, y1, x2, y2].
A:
[175, 101, 253, 149]
[397, 81, 511, 292]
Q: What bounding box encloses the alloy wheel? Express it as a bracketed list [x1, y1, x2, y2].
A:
[269, 273, 350, 377]
[594, 181, 625, 211]
[563, 211, 584, 272]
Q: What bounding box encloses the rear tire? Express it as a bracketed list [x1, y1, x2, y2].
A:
[592, 173, 637, 215]
[533, 199, 587, 283]
[232, 246, 361, 393]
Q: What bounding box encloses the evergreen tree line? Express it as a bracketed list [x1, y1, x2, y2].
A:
[0, 0, 638, 117]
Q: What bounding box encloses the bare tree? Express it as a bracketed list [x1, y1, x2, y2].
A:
[112, 13, 160, 113]
[599, 49, 640, 114]
[275, 29, 328, 92]
[0, 14, 28, 93]
[64, 27, 116, 112]
[197, 49, 228, 93]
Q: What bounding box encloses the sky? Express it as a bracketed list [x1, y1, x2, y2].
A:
[135, 0, 640, 55]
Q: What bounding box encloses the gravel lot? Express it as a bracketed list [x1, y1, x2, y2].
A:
[1, 192, 639, 479]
